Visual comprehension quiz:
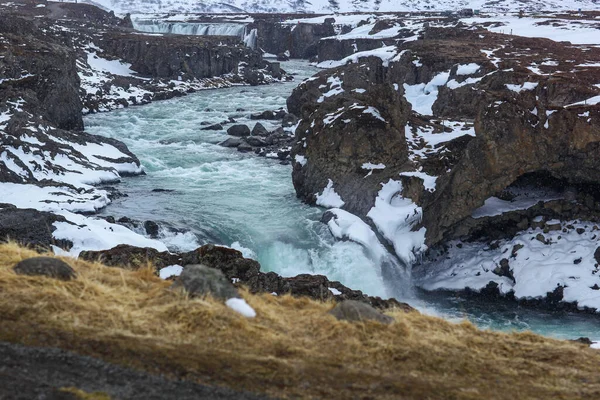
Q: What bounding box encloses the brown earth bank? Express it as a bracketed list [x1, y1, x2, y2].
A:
[0, 341, 270, 400]
[2, 243, 600, 400]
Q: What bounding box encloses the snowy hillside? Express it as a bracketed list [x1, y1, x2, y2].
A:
[82, 0, 600, 14]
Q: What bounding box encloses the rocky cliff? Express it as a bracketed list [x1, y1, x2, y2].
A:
[290, 24, 600, 308]
[252, 17, 335, 59]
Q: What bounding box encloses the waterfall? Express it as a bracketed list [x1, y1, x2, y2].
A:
[132, 19, 257, 49]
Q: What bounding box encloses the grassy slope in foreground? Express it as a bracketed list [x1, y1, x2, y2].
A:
[0, 243, 599, 399]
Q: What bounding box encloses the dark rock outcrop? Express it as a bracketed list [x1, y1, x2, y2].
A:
[0, 208, 72, 250]
[252, 19, 335, 59]
[98, 32, 261, 80]
[0, 14, 83, 131]
[80, 243, 412, 310]
[288, 56, 411, 215]
[290, 25, 600, 247]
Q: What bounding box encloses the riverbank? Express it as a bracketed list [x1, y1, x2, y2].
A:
[2, 242, 600, 400]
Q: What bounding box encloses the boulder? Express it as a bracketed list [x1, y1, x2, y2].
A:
[219, 137, 242, 148]
[237, 141, 253, 152]
[144, 220, 160, 238]
[171, 264, 239, 300]
[246, 136, 267, 147]
[329, 300, 394, 324]
[227, 124, 251, 137]
[251, 122, 269, 137]
[200, 123, 223, 131]
[282, 113, 299, 127]
[13, 257, 76, 281]
[276, 52, 289, 61]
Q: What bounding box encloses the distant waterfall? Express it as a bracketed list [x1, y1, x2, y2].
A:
[132, 19, 257, 49]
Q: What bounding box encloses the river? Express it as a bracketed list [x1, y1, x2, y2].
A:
[84, 59, 600, 342]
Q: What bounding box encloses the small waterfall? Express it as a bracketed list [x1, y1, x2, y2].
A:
[243, 28, 258, 49]
[132, 19, 257, 49]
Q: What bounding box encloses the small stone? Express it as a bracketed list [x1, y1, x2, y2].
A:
[329, 300, 394, 324]
[576, 228, 585, 235]
[595, 247, 600, 265]
[535, 233, 547, 244]
[545, 221, 561, 231]
[574, 258, 582, 265]
[172, 264, 239, 300]
[14, 257, 76, 281]
[511, 244, 524, 258]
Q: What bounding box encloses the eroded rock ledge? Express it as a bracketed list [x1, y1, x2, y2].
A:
[80, 243, 412, 311]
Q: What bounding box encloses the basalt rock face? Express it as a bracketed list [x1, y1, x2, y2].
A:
[99, 33, 262, 79]
[290, 25, 600, 249]
[0, 15, 83, 131]
[289, 57, 412, 216]
[253, 18, 335, 59]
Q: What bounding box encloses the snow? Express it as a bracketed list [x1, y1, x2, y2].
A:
[294, 154, 307, 166]
[86, 51, 136, 77]
[367, 179, 426, 264]
[362, 163, 386, 170]
[506, 82, 539, 93]
[315, 179, 345, 208]
[317, 76, 344, 103]
[329, 287, 342, 295]
[53, 211, 168, 256]
[226, 297, 256, 318]
[76, 0, 600, 15]
[325, 208, 395, 274]
[403, 71, 450, 115]
[414, 221, 600, 311]
[472, 187, 564, 218]
[456, 63, 481, 75]
[446, 76, 483, 89]
[566, 95, 600, 107]
[159, 265, 184, 279]
[464, 16, 600, 46]
[404, 121, 476, 161]
[362, 106, 385, 122]
[399, 171, 438, 192]
[317, 46, 403, 69]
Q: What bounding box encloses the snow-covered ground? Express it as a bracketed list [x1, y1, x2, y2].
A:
[75, 0, 600, 14]
[414, 219, 600, 311]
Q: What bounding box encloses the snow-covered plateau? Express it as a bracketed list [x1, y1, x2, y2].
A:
[78, 0, 600, 14]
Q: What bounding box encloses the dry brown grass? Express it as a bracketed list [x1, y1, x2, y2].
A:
[1, 242, 600, 399]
